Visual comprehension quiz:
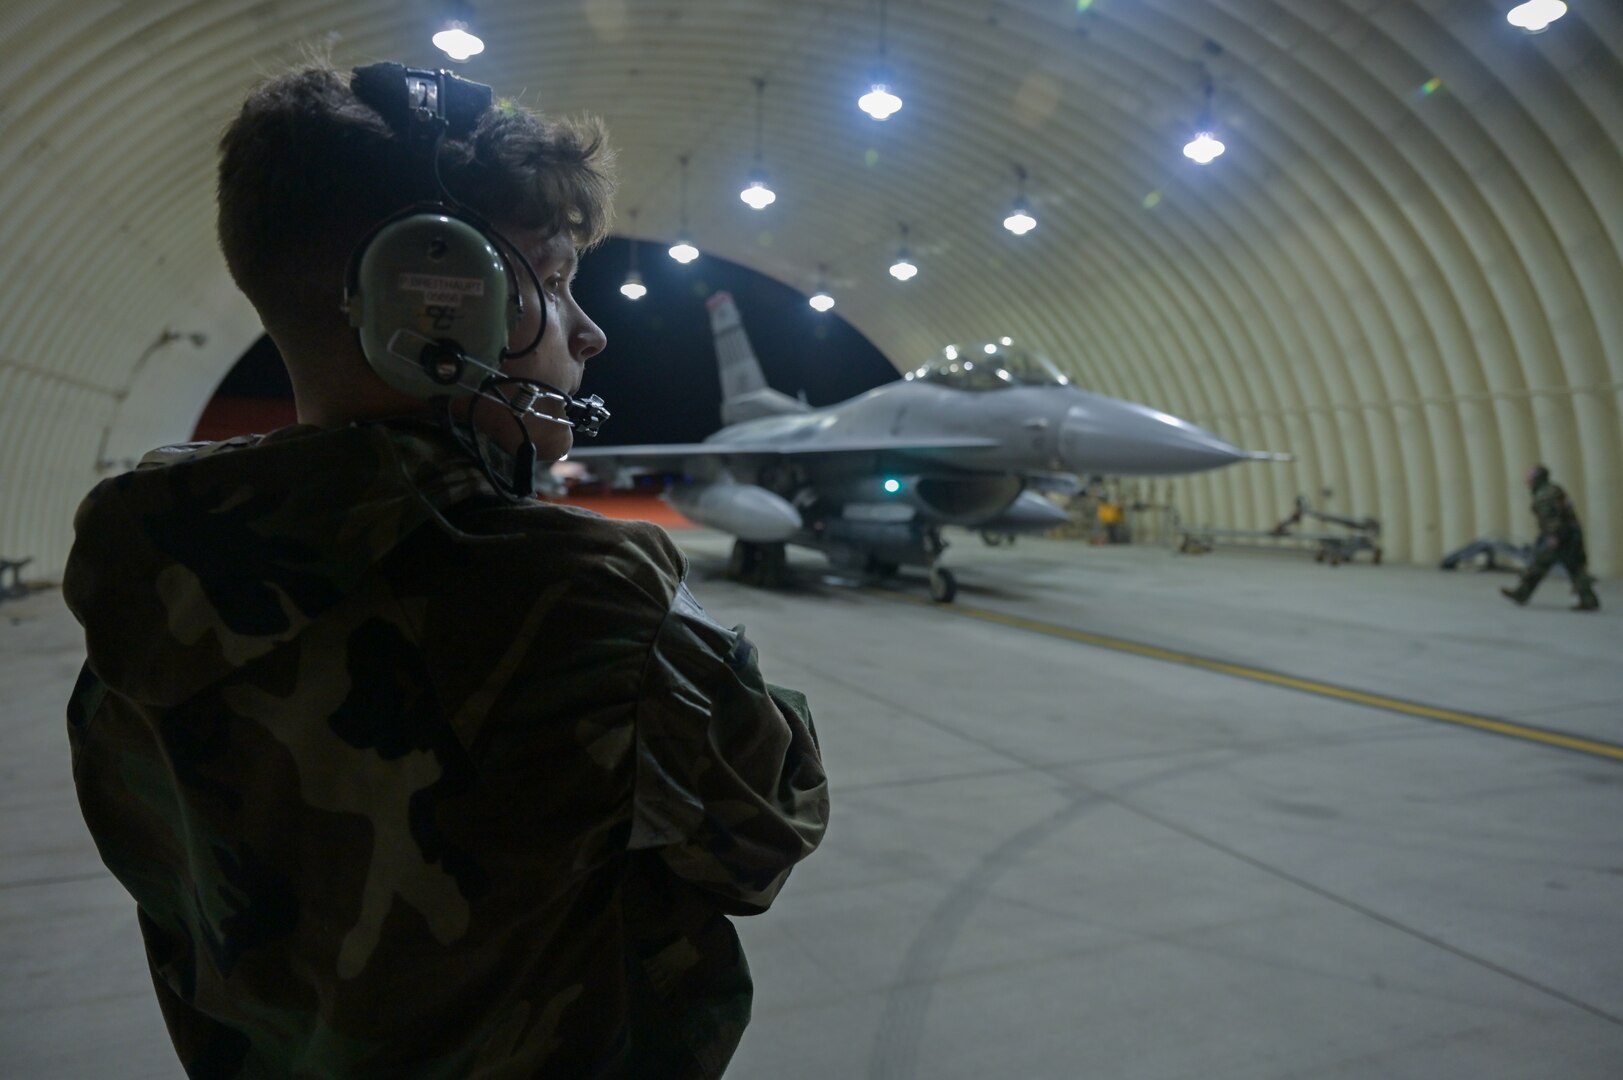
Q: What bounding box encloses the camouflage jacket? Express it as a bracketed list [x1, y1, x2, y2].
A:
[1531, 479, 1581, 538]
[62, 419, 828, 1079]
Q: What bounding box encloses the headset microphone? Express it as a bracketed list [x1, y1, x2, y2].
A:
[342, 62, 609, 499]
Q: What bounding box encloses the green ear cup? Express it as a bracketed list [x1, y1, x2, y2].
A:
[349, 213, 515, 398]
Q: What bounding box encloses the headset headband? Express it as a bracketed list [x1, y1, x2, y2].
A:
[351, 63, 493, 142]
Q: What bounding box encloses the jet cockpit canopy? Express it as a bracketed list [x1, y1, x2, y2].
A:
[905, 343, 1072, 391]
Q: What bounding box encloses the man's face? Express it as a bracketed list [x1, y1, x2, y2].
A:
[472, 225, 606, 466]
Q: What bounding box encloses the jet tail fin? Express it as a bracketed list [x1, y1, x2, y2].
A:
[707, 291, 811, 425]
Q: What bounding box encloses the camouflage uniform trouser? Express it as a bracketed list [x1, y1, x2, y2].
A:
[1512, 530, 1599, 605]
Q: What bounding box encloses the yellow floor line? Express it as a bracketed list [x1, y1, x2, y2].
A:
[873, 590, 1623, 764]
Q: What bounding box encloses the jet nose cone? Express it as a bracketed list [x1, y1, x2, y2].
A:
[1058, 394, 1248, 475]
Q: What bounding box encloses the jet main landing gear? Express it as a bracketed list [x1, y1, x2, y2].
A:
[727, 540, 789, 588]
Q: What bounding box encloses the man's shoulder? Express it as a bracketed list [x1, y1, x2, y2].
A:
[489, 499, 684, 556]
[447, 500, 689, 606]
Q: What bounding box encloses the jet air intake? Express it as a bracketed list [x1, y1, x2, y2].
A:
[913, 474, 1024, 524]
[834, 473, 1023, 526]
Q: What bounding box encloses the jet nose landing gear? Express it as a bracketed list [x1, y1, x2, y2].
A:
[923, 526, 957, 603]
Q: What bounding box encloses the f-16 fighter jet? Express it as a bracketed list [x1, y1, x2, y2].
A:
[569, 293, 1277, 602]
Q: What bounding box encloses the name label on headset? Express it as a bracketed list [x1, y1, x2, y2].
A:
[398, 273, 487, 307]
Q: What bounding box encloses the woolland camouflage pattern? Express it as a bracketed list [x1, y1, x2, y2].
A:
[63, 419, 829, 1078]
[1505, 477, 1599, 607]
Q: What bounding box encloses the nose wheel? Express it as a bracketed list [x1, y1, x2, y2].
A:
[922, 526, 957, 603]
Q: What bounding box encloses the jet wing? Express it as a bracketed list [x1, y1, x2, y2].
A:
[566, 435, 1001, 471]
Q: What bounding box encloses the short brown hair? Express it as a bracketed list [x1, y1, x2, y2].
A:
[217, 63, 615, 326]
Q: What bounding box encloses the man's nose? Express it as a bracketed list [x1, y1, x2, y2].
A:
[574, 315, 606, 361]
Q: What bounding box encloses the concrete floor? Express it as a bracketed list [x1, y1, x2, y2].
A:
[4, 532, 1621, 1078]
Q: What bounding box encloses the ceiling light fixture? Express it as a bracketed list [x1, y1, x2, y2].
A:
[432, 0, 485, 61]
[889, 224, 918, 281]
[1506, 0, 1566, 32]
[620, 211, 647, 299]
[1183, 131, 1225, 164]
[1003, 164, 1037, 235]
[668, 234, 699, 264]
[669, 155, 700, 264]
[739, 173, 776, 210]
[1182, 80, 1226, 164]
[740, 77, 778, 210]
[859, 0, 904, 120]
[809, 265, 835, 311]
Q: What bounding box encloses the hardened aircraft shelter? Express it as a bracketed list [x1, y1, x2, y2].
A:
[2, 2, 1620, 1078]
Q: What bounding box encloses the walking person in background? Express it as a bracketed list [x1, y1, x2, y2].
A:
[1501, 464, 1601, 611]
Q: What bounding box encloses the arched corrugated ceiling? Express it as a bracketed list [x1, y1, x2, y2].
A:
[2, 0, 1619, 578]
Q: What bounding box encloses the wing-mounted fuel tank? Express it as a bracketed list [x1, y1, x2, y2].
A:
[823, 473, 1024, 526]
[665, 477, 801, 541]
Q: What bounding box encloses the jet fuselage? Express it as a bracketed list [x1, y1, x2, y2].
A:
[703, 380, 1247, 478]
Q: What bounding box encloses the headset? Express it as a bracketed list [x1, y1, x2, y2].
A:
[342, 62, 609, 498]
